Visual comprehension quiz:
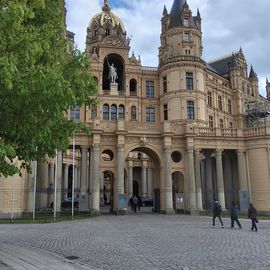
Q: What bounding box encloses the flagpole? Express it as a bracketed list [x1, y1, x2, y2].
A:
[32, 160, 37, 222]
[54, 150, 58, 221]
[72, 135, 75, 218]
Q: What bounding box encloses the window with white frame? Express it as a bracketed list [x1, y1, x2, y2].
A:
[146, 107, 155, 123]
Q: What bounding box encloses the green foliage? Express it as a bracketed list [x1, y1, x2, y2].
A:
[0, 0, 97, 176]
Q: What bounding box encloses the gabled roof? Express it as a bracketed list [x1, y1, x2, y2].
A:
[208, 55, 235, 76]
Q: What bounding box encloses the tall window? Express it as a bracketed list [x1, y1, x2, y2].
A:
[207, 91, 212, 107]
[163, 76, 167, 93]
[187, 101, 195, 119]
[91, 106, 97, 119]
[130, 79, 137, 96]
[103, 104, 109, 120]
[229, 122, 233, 128]
[94, 29, 98, 36]
[146, 80, 154, 98]
[183, 18, 189, 27]
[163, 104, 168, 121]
[219, 119, 224, 128]
[111, 105, 117, 121]
[183, 32, 190, 42]
[186, 72, 193, 90]
[209, 115, 213, 128]
[118, 105, 125, 119]
[131, 106, 137, 121]
[218, 95, 222, 110]
[146, 107, 155, 123]
[105, 27, 110, 36]
[70, 106, 80, 123]
[228, 99, 232, 114]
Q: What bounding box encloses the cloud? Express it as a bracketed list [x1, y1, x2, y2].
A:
[66, 0, 270, 95]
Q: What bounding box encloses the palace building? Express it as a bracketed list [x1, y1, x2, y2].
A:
[1, 0, 270, 217]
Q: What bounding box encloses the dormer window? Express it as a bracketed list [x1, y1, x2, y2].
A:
[94, 29, 98, 36]
[183, 18, 189, 27]
[105, 27, 110, 36]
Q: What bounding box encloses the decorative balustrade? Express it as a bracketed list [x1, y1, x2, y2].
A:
[243, 127, 266, 137]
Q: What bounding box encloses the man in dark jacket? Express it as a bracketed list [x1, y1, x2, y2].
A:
[248, 203, 258, 231]
[212, 199, 224, 228]
[230, 201, 241, 229]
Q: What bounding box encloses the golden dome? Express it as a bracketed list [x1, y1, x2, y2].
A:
[89, 0, 125, 32]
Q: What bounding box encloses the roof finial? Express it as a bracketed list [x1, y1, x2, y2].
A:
[103, 0, 111, 12]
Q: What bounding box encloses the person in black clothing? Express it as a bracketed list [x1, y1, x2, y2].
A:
[212, 199, 224, 228]
[129, 196, 134, 211]
[230, 201, 241, 229]
[248, 203, 258, 231]
[137, 195, 142, 211]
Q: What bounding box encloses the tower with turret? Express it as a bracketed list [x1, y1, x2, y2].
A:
[159, 0, 206, 125]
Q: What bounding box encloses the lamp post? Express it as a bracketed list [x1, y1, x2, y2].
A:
[54, 150, 58, 221]
[72, 135, 75, 218]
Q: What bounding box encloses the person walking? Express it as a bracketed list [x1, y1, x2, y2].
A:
[129, 196, 134, 211]
[248, 203, 258, 231]
[212, 199, 224, 228]
[230, 201, 241, 229]
[137, 195, 142, 212]
[133, 196, 138, 212]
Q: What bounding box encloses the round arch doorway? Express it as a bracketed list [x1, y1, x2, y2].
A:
[172, 171, 185, 213]
[126, 146, 161, 213]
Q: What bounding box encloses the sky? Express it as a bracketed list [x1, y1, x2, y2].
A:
[66, 0, 270, 96]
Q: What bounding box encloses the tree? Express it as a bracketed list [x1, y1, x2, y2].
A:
[0, 0, 97, 176]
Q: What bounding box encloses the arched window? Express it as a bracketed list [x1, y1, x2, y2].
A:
[103, 104, 109, 120]
[131, 106, 137, 121]
[111, 104, 117, 121]
[118, 105, 125, 119]
[130, 79, 137, 96]
[105, 28, 110, 36]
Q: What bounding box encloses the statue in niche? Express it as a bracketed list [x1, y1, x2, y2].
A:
[107, 57, 118, 83]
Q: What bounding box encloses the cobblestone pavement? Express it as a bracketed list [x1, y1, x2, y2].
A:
[0, 213, 270, 270]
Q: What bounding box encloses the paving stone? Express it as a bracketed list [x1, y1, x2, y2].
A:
[0, 215, 270, 269]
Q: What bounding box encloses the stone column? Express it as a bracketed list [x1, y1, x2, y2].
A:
[237, 150, 250, 212]
[205, 155, 213, 208]
[113, 144, 125, 213]
[147, 167, 153, 197]
[74, 165, 78, 196]
[224, 153, 233, 207]
[215, 149, 226, 210]
[187, 147, 197, 213]
[40, 162, 49, 208]
[48, 163, 54, 207]
[55, 151, 63, 212]
[80, 147, 88, 195]
[194, 149, 203, 211]
[26, 161, 36, 212]
[63, 164, 69, 198]
[90, 144, 100, 215]
[163, 146, 174, 214]
[141, 161, 147, 197]
[128, 164, 133, 197]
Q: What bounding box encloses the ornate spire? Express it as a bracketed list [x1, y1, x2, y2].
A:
[249, 65, 257, 80]
[163, 5, 168, 16]
[102, 0, 111, 12]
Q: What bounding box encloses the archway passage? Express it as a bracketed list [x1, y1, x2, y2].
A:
[126, 147, 161, 213]
[103, 53, 125, 91]
[101, 170, 114, 214]
[172, 172, 185, 213]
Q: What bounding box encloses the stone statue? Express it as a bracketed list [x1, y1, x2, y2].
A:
[107, 58, 118, 83]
